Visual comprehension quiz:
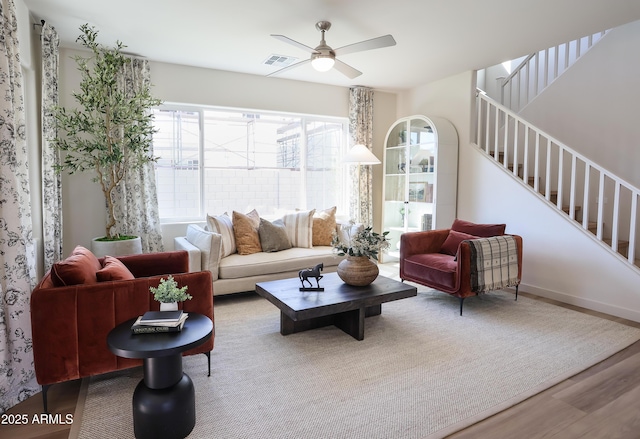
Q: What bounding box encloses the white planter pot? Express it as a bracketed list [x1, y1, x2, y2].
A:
[91, 236, 143, 258]
[160, 302, 179, 311]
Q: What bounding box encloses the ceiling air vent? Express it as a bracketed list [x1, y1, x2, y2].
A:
[263, 54, 298, 67]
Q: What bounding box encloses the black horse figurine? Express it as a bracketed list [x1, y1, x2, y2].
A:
[299, 263, 324, 289]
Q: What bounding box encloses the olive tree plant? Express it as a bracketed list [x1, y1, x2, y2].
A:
[54, 24, 162, 240]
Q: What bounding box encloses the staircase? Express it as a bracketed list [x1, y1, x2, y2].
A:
[499, 30, 608, 111]
[474, 89, 639, 268]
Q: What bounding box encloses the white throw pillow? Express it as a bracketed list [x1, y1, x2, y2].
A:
[207, 213, 236, 257]
[281, 210, 315, 248]
[186, 224, 221, 273]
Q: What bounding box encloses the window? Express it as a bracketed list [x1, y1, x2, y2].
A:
[153, 106, 349, 221]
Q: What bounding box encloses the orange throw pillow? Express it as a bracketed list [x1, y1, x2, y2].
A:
[312, 206, 337, 246]
[96, 256, 135, 282]
[233, 209, 262, 255]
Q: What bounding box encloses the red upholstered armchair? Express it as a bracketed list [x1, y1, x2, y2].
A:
[30, 249, 214, 412]
[400, 219, 523, 315]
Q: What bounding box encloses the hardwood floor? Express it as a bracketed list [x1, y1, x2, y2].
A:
[3, 284, 640, 439]
[448, 291, 640, 439]
[0, 379, 81, 439]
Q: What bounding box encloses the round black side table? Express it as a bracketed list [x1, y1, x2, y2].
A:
[107, 313, 212, 439]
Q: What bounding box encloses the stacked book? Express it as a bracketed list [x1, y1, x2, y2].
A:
[131, 310, 189, 334]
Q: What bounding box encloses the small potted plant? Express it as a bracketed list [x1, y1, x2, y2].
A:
[332, 225, 390, 286]
[150, 275, 193, 311]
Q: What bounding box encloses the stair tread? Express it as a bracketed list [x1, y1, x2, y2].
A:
[603, 238, 629, 246]
[492, 157, 634, 259]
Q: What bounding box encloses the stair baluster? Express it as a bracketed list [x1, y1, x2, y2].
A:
[475, 89, 639, 268]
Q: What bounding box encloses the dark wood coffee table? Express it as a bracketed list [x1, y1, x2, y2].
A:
[255, 273, 417, 340]
[107, 313, 213, 439]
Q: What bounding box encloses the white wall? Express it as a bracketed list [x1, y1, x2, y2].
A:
[519, 20, 640, 188]
[58, 51, 397, 253]
[459, 143, 640, 322]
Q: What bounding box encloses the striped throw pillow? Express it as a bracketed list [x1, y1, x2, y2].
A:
[282, 210, 315, 248]
[207, 213, 236, 257]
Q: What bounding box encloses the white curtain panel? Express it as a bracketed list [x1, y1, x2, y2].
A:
[348, 86, 375, 226]
[0, 0, 39, 411]
[112, 58, 164, 253]
[41, 22, 63, 271]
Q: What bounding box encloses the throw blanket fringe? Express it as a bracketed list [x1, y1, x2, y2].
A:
[467, 236, 520, 293]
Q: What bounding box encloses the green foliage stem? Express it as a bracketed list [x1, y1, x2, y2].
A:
[332, 225, 390, 261]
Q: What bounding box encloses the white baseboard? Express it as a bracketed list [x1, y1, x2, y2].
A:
[520, 283, 640, 324]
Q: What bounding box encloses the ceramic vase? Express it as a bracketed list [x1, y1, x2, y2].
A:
[337, 256, 379, 286]
[160, 302, 179, 311]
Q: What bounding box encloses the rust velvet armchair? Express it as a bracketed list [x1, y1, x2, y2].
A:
[400, 219, 522, 315]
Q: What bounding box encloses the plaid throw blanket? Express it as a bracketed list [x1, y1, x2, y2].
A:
[467, 236, 520, 293]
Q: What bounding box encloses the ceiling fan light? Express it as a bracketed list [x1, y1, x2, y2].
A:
[311, 55, 335, 72]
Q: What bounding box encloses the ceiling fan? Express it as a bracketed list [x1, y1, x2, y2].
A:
[268, 21, 396, 79]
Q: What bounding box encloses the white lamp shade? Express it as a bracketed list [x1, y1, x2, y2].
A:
[311, 56, 335, 72]
[343, 144, 381, 165]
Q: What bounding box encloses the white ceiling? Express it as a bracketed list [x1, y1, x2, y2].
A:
[23, 0, 640, 92]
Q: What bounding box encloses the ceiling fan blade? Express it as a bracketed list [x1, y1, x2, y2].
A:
[334, 34, 396, 56]
[271, 34, 317, 54]
[267, 58, 311, 77]
[333, 59, 362, 79]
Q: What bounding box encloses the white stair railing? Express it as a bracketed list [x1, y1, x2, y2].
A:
[475, 89, 639, 266]
[500, 30, 608, 112]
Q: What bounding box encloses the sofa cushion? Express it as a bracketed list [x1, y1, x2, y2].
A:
[233, 210, 262, 255]
[51, 245, 102, 286]
[96, 256, 135, 282]
[451, 219, 506, 237]
[440, 230, 478, 256]
[258, 218, 292, 252]
[207, 213, 236, 257]
[313, 206, 337, 246]
[404, 253, 457, 291]
[282, 209, 315, 248]
[186, 224, 220, 273]
[219, 247, 340, 279]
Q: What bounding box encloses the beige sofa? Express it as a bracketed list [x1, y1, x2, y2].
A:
[175, 215, 359, 296]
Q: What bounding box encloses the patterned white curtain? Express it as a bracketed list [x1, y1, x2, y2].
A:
[112, 58, 164, 253]
[41, 22, 62, 271]
[348, 86, 375, 226]
[0, 0, 38, 411]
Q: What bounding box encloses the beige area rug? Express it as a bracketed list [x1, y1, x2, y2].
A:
[74, 289, 640, 439]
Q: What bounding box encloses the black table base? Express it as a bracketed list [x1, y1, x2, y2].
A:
[133, 372, 195, 439]
[107, 314, 212, 439]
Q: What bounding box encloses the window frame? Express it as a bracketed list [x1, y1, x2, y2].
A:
[153, 103, 349, 223]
